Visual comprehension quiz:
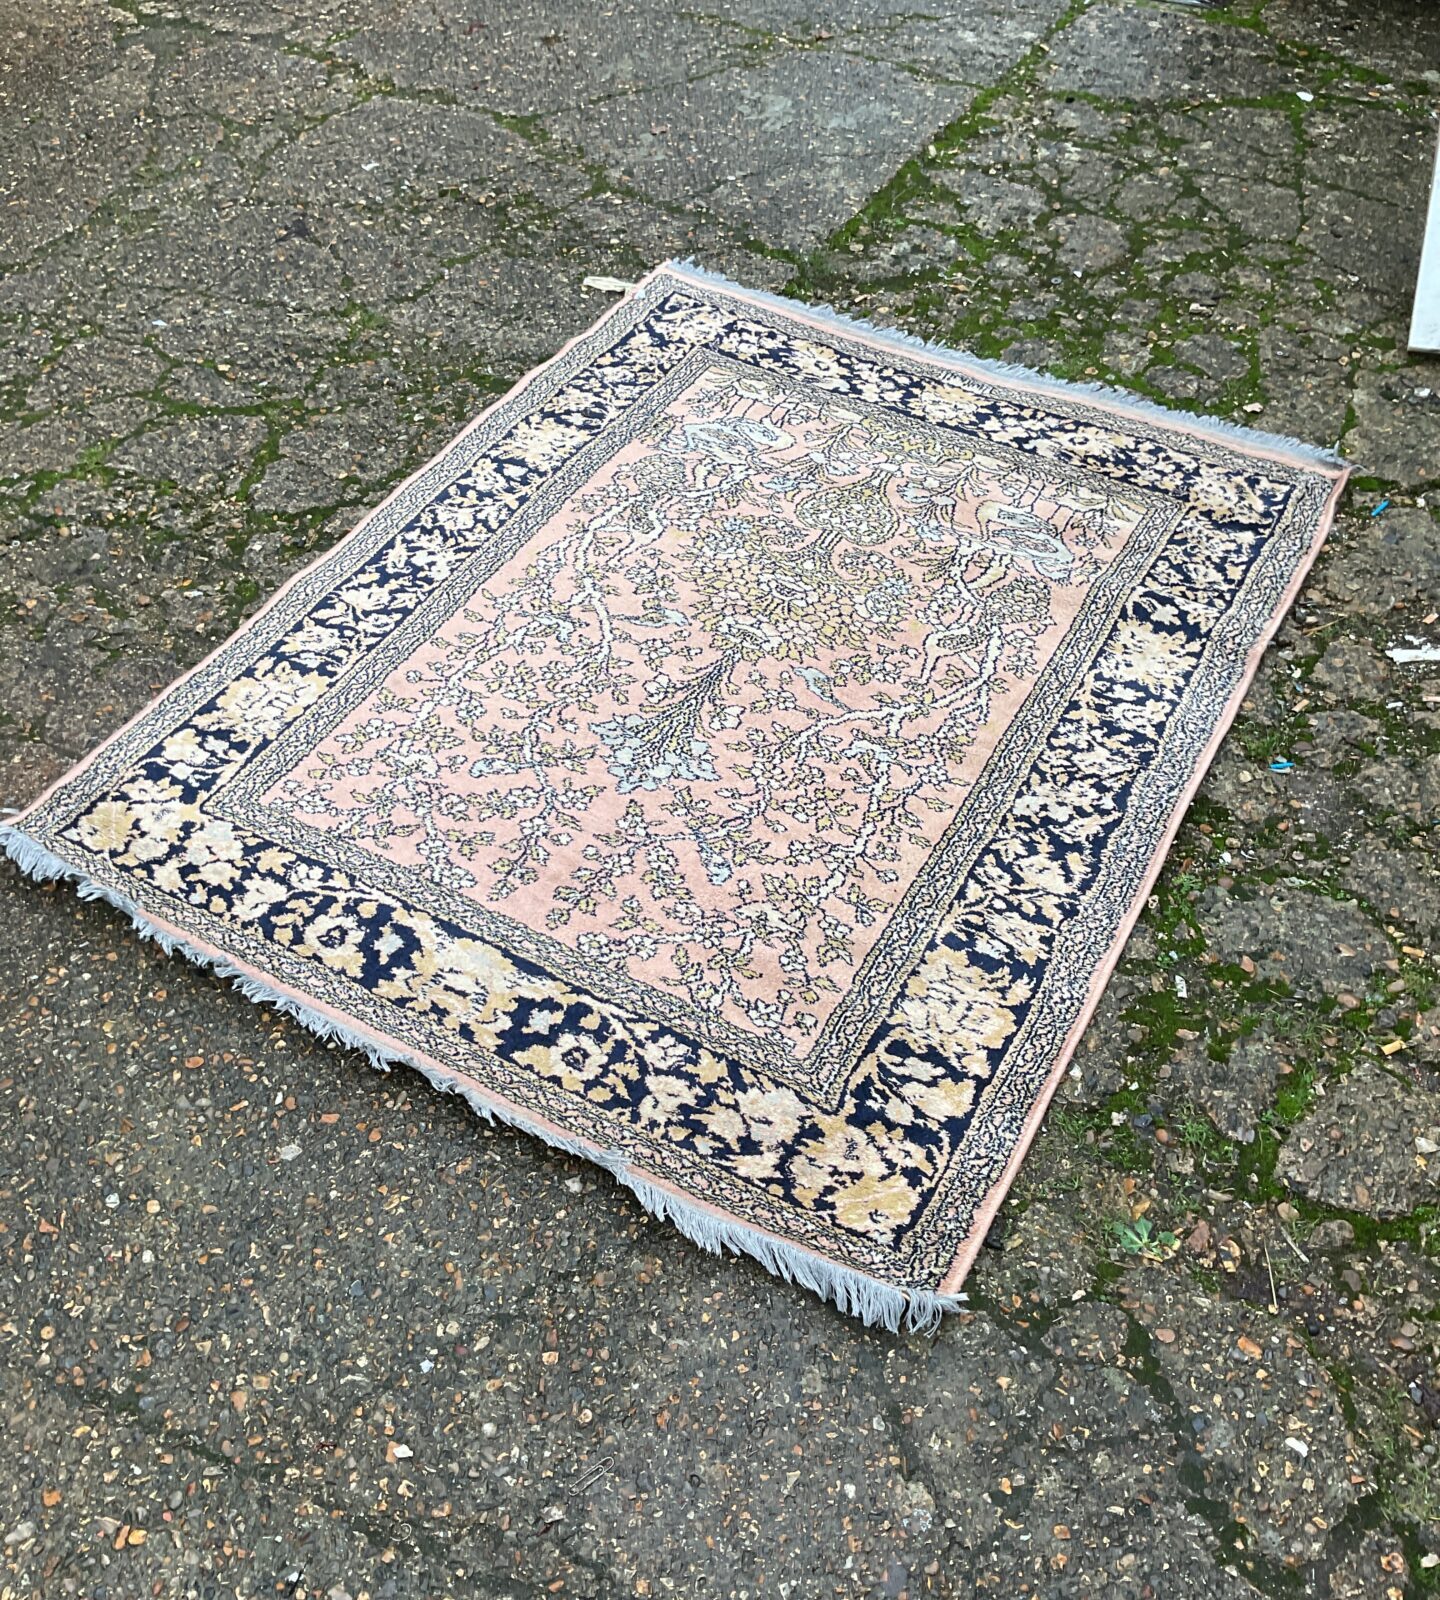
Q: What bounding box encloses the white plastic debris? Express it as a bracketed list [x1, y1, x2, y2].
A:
[581, 275, 633, 294]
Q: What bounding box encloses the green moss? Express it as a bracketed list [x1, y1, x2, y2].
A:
[1361, 1378, 1440, 1528]
[1271, 1061, 1319, 1125]
[1170, 1104, 1234, 1168]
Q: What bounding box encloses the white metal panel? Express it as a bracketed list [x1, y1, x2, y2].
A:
[1410, 128, 1440, 354]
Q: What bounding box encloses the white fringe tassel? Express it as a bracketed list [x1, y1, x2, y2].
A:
[1, 823, 965, 1335]
[660, 258, 1347, 469]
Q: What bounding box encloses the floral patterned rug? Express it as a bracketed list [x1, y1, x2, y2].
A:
[2, 263, 1348, 1329]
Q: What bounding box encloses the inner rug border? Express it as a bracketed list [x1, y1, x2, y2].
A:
[221, 349, 1185, 1099]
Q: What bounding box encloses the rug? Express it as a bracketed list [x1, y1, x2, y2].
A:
[2, 262, 1348, 1330]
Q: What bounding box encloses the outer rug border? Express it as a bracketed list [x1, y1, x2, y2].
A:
[2, 259, 1351, 1331]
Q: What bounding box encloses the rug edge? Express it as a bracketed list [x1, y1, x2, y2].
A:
[0, 821, 966, 1336]
[651, 258, 1349, 473]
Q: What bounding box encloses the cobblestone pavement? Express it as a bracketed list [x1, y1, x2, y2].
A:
[1, 0, 1438, 1595]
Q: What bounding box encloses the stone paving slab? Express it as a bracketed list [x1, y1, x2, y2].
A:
[334, 0, 761, 119]
[546, 47, 978, 247]
[1, 0, 1439, 1595]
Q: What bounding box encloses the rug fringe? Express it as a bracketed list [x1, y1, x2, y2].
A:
[659, 258, 1347, 470]
[0, 823, 964, 1335]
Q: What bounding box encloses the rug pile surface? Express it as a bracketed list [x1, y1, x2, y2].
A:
[2, 263, 1347, 1328]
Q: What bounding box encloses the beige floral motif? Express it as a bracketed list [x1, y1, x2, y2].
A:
[212, 663, 324, 741]
[75, 800, 134, 855]
[371, 909, 537, 1040]
[882, 1057, 978, 1125]
[897, 951, 1034, 1079]
[297, 909, 368, 978]
[516, 1031, 611, 1093]
[182, 817, 247, 889]
[831, 1173, 925, 1237]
